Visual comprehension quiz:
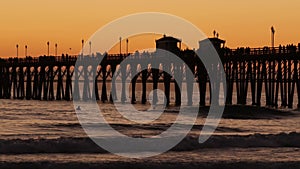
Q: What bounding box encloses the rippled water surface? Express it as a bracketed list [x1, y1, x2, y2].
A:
[1, 99, 299, 168]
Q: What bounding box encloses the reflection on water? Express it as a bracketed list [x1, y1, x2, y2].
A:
[1, 98, 299, 139]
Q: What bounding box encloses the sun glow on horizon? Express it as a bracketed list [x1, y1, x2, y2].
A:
[0, 0, 299, 57]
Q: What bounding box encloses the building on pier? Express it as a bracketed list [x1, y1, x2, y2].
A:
[156, 35, 182, 55]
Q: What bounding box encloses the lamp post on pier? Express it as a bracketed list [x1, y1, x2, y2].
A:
[89, 41, 92, 56]
[271, 26, 275, 49]
[126, 38, 129, 55]
[55, 43, 58, 56]
[119, 37, 122, 55]
[25, 45, 27, 57]
[16, 44, 19, 58]
[47, 41, 50, 56]
[81, 39, 84, 56]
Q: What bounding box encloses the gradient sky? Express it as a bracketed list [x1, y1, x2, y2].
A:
[0, 0, 299, 57]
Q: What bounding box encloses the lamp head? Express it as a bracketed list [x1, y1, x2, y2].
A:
[271, 26, 275, 34]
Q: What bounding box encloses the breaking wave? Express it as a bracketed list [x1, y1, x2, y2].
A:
[1, 132, 299, 154]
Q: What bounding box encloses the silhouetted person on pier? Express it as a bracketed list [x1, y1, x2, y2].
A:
[279, 45, 282, 53]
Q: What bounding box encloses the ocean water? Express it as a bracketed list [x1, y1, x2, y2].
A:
[1, 99, 300, 139]
[1, 84, 300, 168]
[1, 100, 300, 168]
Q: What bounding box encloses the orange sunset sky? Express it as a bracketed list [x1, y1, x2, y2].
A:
[0, 0, 299, 57]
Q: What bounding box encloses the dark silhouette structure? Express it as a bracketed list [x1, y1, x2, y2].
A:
[1, 36, 300, 109]
[156, 35, 182, 105]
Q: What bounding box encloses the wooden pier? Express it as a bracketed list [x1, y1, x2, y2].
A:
[1, 43, 300, 108]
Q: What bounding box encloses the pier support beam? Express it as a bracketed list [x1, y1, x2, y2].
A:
[18, 66, 24, 99]
[56, 66, 64, 100]
[48, 66, 54, 100]
[73, 66, 80, 101]
[141, 65, 148, 104]
[92, 65, 100, 101]
[174, 63, 182, 106]
[38, 66, 45, 100]
[130, 64, 137, 104]
[26, 66, 32, 100]
[82, 65, 90, 101]
[121, 64, 127, 103]
[110, 64, 117, 102]
[186, 64, 194, 106]
[32, 66, 39, 100]
[163, 62, 171, 106]
[101, 65, 108, 102]
[197, 62, 207, 107]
